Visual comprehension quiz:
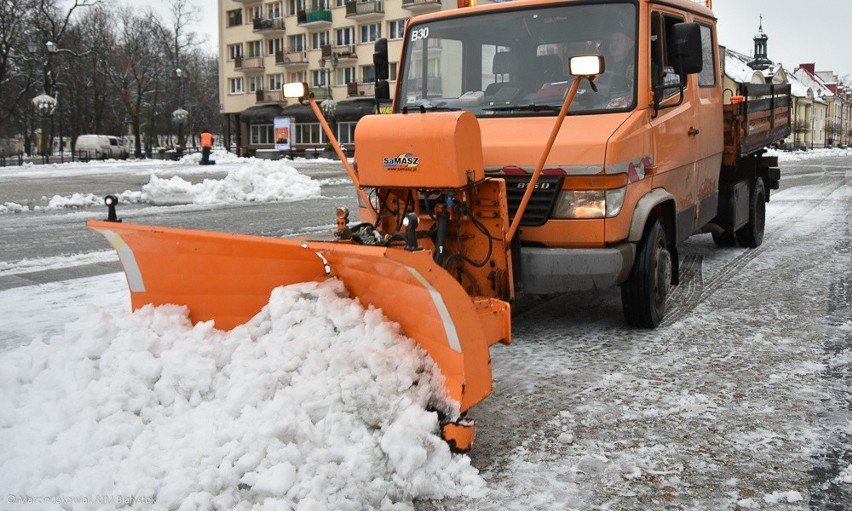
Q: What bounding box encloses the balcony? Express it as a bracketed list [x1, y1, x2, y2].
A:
[401, 0, 441, 13]
[334, 45, 358, 61]
[275, 50, 309, 67]
[310, 87, 333, 100]
[345, 0, 383, 20]
[256, 90, 285, 104]
[297, 9, 332, 28]
[234, 56, 265, 71]
[252, 17, 285, 34]
[347, 82, 375, 97]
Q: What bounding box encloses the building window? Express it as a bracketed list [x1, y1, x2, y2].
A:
[227, 43, 243, 60]
[287, 0, 304, 16]
[336, 26, 355, 47]
[387, 19, 406, 40]
[361, 64, 375, 83]
[311, 31, 329, 50]
[249, 5, 262, 20]
[336, 67, 356, 86]
[248, 75, 263, 93]
[229, 77, 244, 94]
[335, 0, 346, 7]
[269, 73, 284, 90]
[312, 69, 328, 87]
[227, 9, 243, 27]
[337, 121, 356, 144]
[248, 40, 263, 58]
[360, 23, 381, 44]
[389, 62, 398, 80]
[289, 34, 306, 52]
[250, 124, 275, 144]
[268, 38, 284, 55]
[288, 70, 307, 83]
[295, 123, 325, 144]
[267, 1, 283, 18]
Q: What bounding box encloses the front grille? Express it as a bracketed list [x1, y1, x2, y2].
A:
[503, 175, 564, 227]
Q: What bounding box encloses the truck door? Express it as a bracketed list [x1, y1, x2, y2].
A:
[649, 10, 697, 245]
[691, 20, 724, 229]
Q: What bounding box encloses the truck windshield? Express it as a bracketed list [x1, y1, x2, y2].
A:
[396, 3, 637, 116]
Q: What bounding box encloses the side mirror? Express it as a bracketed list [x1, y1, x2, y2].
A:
[671, 22, 703, 76]
[373, 38, 389, 80]
[568, 55, 605, 77]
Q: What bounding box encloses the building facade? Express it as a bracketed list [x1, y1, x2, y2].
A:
[217, 0, 451, 156]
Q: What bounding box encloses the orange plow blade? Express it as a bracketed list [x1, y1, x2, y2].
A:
[87, 220, 510, 414]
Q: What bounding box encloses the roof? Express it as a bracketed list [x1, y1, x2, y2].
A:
[793, 66, 834, 101]
[724, 48, 765, 84]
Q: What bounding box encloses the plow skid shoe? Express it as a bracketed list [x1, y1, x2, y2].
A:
[87, 220, 511, 413]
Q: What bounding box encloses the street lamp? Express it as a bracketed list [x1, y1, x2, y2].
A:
[32, 93, 57, 157]
[27, 41, 57, 158]
[172, 68, 187, 151]
[318, 53, 338, 99]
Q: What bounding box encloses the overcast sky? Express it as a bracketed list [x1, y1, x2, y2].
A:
[189, 0, 848, 78]
[712, 0, 850, 79]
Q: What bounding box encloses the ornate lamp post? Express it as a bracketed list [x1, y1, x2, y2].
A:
[320, 98, 337, 155]
[32, 93, 57, 157]
[172, 68, 188, 152]
[318, 53, 338, 99]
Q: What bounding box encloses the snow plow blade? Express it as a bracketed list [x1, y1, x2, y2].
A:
[87, 220, 510, 414]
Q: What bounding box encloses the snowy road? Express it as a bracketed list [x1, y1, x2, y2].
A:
[421, 157, 852, 510]
[1, 152, 850, 509]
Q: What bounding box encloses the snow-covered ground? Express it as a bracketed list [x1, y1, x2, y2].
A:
[0, 148, 850, 510]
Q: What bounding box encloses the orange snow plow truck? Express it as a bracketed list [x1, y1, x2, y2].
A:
[88, 0, 789, 451]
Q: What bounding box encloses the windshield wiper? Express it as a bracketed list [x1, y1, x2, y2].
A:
[401, 103, 461, 113]
[481, 104, 561, 113]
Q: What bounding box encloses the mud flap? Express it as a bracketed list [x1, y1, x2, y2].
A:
[87, 220, 511, 414]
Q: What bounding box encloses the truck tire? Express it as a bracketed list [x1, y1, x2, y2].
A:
[735, 177, 765, 248]
[621, 219, 671, 328]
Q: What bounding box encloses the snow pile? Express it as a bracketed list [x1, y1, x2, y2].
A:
[1, 159, 323, 212]
[179, 149, 244, 165]
[127, 161, 321, 205]
[0, 280, 485, 509]
[0, 202, 24, 213]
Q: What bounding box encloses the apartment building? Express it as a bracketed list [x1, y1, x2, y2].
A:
[217, 0, 451, 156]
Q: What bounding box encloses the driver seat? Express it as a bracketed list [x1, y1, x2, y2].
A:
[485, 51, 523, 104]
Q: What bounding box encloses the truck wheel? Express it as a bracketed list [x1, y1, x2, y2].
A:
[621, 219, 671, 328]
[735, 178, 765, 248]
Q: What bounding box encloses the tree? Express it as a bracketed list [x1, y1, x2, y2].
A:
[106, 5, 164, 157]
[1, 0, 219, 158]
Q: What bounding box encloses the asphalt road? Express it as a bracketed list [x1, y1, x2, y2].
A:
[1, 154, 850, 509]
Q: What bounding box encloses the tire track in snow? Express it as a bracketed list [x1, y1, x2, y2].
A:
[662, 174, 850, 327]
[808, 174, 852, 509]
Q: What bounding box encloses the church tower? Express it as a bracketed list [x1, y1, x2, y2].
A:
[748, 15, 774, 71]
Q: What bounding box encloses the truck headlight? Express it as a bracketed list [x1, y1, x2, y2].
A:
[552, 187, 625, 219]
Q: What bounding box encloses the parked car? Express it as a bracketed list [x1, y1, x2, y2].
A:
[74, 135, 128, 160]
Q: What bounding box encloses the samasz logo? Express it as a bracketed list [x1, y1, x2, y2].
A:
[383, 153, 420, 171]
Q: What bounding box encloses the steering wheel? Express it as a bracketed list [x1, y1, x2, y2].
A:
[572, 73, 631, 110]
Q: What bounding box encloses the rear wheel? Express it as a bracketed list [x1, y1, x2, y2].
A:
[735, 178, 766, 248]
[621, 219, 671, 328]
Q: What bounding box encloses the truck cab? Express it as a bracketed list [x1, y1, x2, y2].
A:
[376, 0, 723, 326]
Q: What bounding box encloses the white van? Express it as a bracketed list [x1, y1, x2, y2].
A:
[74, 135, 128, 160]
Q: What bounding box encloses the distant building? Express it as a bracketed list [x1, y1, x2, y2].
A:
[216, 0, 452, 157]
